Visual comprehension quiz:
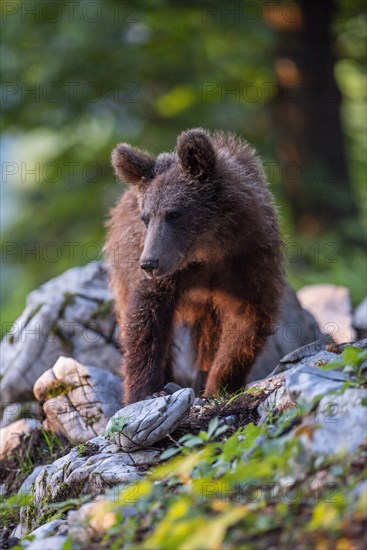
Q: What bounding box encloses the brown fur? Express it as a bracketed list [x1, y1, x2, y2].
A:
[105, 129, 284, 404]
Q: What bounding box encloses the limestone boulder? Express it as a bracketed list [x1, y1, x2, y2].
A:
[33, 356, 123, 444]
[0, 262, 121, 405]
[106, 388, 195, 451]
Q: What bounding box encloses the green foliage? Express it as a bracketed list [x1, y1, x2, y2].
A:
[321, 345, 367, 389]
[322, 345, 367, 371]
[78, 347, 367, 548]
[0, 492, 33, 529]
[161, 417, 229, 459]
[76, 442, 100, 457]
[45, 380, 78, 399]
[89, 417, 365, 549]
[48, 497, 90, 515]
[103, 415, 130, 439]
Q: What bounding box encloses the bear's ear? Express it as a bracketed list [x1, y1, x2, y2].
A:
[111, 144, 155, 187]
[176, 128, 216, 179]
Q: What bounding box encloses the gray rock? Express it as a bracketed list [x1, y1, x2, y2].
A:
[11, 524, 22, 540]
[33, 446, 143, 508]
[257, 386, 296, 421]
[33, 356, 122, 443]
[0, 262, 121, 405]
[248, 372, 286, 392]
[247, 372, 288, 422]
[222, 415, 237, 426]
[26, 520, 68, 542]
[106, 388, 195, 451]
[292, 388, 367, 455]
[22, 433, 160, 541]
[285, 365, 349, 404]
[172, 323, 197, 387]
[269, 340, 337, 376]
[18, 465, 45, 497]
[249, 283, 325, 380]
[88, 435, 161, 464]
[297, 284, 356, 344]
[25, 535, 68, 550]
[340, 337, 367, 351]
[279, 340, 331, 364]
[28, 432, 159, 533]
[164, 382, 183, 394]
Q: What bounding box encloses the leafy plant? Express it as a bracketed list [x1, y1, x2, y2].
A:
[89, 405, 366, 549]
[0, 492, 33, 524]
[161, 417, 228, 459]
[103, 415, 130, 439]
[321, 346, 367, 388]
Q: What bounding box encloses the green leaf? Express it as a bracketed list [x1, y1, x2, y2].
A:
[307, 502, 341, 530]
[61, 539, 75, 550]
[207, 417, 219, 439]
[324, 346, 367, 371]
[177, 506, 248, 550]
[214, 424, 229, 438]
[103, 415, 130, 437]
[321, 358, 345, 370]
[344, 346, 367, 365]
[178, 434, 196, 444]
[183, 436, 204, 448]
[160, 447, 181, 460]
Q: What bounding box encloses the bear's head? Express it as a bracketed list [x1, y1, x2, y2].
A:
[112, 128, 224, 279]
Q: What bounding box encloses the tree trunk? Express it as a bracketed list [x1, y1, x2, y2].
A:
[268, 0, 357, 234]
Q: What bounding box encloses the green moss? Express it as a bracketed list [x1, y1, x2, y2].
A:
[91, 299, 114, 319]
[24, 303, 43, 329]
[21, 500, 39, 534]
[0, 493, 34, 538]
[45, 380, 77, 399]
[48, 324, 73, 353]
[53, 480, 86, 503]
[59, 293, 77, 317]
[76, 442, 100, 457]
[37, 508, 64, 526]
[84, 407, 103, 429]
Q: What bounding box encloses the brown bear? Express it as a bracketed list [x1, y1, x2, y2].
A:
[105, 128, 284, 404]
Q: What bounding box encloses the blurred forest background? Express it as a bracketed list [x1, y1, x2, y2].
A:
[1, 0, 366, 335]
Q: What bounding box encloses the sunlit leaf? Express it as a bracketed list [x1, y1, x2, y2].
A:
[160, 446, 181, 460]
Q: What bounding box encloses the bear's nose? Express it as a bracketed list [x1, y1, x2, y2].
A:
[140, 259, 159, 274]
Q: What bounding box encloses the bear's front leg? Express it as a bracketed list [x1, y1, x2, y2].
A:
[122, 280, 176, 404]
[204, 311, 272, 396]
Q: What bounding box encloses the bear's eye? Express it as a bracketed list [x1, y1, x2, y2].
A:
[141, 215, 149, 227]
[166, 210, 181, 221]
